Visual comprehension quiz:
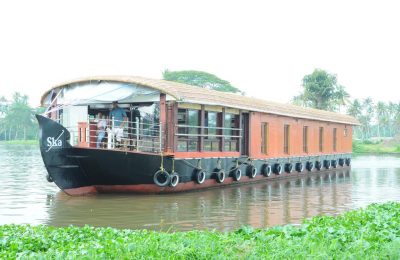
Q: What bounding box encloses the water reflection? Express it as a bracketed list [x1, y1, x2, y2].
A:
[0, 144, 399, 232]
[46, 171, 352, 231]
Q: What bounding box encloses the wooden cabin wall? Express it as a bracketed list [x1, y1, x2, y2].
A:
[249, 111, 353, 159]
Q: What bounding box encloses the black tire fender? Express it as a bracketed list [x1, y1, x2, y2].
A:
[296, 162, 304, 172]
[338, 158, 345, 167]
[247, 165, 257, 178]
[215, 169, 225, 183]
[331, 160, 338, 168]
[169, 172, 179, 187]
[153, 170, 170, 187]
[315, 161, 322, 171]
[194, 169, 206, 184]
[324, 160, 331, 169]
[261, 164, 271, 177]
[306, 161, 314, 171]
[232, 168, 242, 181]
[285, 163, 293, 173]
[273, 163, 283, 175]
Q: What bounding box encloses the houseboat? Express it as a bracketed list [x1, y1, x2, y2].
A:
[37, 76, 359, 195]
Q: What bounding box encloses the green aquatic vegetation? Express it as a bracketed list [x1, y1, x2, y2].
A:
[1, 202, 400, 259]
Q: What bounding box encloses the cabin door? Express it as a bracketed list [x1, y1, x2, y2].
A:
[241, 112, 250, 156]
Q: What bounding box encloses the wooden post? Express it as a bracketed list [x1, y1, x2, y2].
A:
[159, 94, 167, 152]
[200, 105, 205, 152]
[221, 107, 225, 151]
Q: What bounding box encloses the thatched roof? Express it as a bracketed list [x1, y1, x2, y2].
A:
[40, 76, 359, 125]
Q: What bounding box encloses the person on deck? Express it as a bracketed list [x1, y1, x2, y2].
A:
[96, 112, 107, 148]
[109, 101, 128, 144]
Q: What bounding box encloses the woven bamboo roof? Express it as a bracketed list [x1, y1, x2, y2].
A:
[40, 76, 359, 125]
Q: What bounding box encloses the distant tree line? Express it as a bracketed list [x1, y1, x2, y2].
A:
[0, 93, 43, 141]
[292, 69, 400, 140]
[347, 98, 400, 140]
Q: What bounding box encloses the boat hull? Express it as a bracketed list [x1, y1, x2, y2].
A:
[36, 115, 351, 196]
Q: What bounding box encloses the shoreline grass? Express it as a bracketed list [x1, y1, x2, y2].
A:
[353, 140, 400, 154]
[1, 202, 399, 259]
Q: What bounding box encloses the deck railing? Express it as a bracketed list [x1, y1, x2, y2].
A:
[65, 118, 164, 153]
[175, 124, 242, 152]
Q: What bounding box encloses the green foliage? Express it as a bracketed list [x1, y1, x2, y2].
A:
[1, 202, 400, 259]
[163, 70, 243, 94]
[352, 140, 400, 154]
[293, 69, 349, 111]
[348, 98, 400, 140]
[0, 92, 40, 141]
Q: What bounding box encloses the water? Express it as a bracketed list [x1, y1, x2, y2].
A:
[0, 143, 399, 231]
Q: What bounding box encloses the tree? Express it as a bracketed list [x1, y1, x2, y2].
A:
[2, 92, 37, 140]
[375, 101, 387, 137]
[293, 69, 349, 111]
[347, 99, 363, 139]
[162, 70, 243, 94]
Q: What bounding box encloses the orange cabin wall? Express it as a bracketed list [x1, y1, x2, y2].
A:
[249, 112, 353, 159]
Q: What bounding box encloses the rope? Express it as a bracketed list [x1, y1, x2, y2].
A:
[159, 151, 165, 171]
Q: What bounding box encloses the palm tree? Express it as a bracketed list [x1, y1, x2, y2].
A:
[347, 99, 363, 139]
[375, 101, 387, 137]
[362, 97, 374, 139]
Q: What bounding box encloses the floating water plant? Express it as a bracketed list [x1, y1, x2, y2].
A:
[1, 202, 399, 259]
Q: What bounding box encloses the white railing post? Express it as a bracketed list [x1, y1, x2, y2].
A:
[111, 117, 115, 149]
[159, 123, 162, 153]
[136, 120, 140, 151]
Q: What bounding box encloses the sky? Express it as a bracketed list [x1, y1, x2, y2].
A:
[0, 0, 399, 106]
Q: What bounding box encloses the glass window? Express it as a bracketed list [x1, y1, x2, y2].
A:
[177, 109, 199, 152]
[205, 112, 217, 137]
[223, 113, 238, 152]
[204, 111, 219, 151]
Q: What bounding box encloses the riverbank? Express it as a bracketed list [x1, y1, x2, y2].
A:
[1, 202, 399, 259]
[0, 140, 38, 145]
[353, 139, 400, 154]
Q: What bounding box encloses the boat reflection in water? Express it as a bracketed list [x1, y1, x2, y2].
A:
[45, 169, 351, 231]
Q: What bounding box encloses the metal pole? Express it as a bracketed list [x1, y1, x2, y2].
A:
[112, 117, 115, 149]
[136, 120, 139, 151]
[159, 123, 162, 153]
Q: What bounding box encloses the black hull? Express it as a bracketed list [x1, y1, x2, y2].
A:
[36, 115, 352, 195]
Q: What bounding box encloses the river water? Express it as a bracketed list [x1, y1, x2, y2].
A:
[0, 144, 399, 231]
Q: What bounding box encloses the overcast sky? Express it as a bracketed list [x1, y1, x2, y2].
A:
[0, 0, 399, 106]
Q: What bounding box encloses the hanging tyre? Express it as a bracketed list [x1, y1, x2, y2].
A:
[153, 170, 170, 187]
[338, 158, 345, 167]
[324, 160, 331, 169]
[261, 164, 271, 177]
[247, 165, 257, 178]
[215, 169, 225, 183]
[331, 160, 338, 168]
[306, 161, 314, 171]
[169, 172, 179, 187]
[285, 163, 293, 173]
[315, 161, 322, 171]
[273, 163, 283, 175]
[232, 168, 242, 181]
[194, 169, 206, 184]
[295, 162, 304, 172]
[345, 158, 351, 166]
